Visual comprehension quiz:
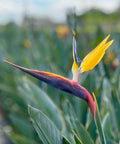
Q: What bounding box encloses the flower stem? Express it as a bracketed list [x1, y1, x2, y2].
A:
[93, 93, 106, 144]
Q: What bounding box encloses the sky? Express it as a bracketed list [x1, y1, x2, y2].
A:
[0, 0, 120, 24]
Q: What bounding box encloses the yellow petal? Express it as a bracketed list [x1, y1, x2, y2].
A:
[92, 34, 110, 52]
[82, 35, 110, 63]
[80, 36, 113, 73]
[72, 61, 79, 81]
[72, 60, 78, 72]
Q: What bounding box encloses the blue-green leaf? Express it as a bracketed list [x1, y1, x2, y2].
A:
[93, 93, 106, 144]
[28, 105, 71, 144]
[19, 77, 62, 130]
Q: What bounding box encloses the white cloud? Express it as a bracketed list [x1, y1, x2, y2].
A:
[0, 0, 23, 24]
[0, 0, 119, 24]
[28, 0, 120, 22]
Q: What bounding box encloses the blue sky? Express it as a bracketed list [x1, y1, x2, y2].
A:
[0, 0, 120, 24]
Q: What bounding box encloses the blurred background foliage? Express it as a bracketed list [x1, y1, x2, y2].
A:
[0, 8, 120, 144]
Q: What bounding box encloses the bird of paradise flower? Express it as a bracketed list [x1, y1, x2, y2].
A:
[4, 32, 113, 119]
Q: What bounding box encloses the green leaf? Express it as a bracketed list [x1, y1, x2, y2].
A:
[113, 65, 120, 90]
[28, 105, 67, 144]
[111, 89, 120, 140]
[9, 113, 33, 138]
[65, 101, 94, 144]
[6, 133, 39, 144]
[106, 137, 118, 144]
[93, 93, 106, 144]
[102, 112, 110, 135]
[102, 78, 120, 140]
[19, 77, 62, 130]
[73, 132, 82, 144]
[63, 137, 71, 144]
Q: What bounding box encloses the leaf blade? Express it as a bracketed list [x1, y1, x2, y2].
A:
[93, 93, 106, 144]
[28, 105, 63, 144]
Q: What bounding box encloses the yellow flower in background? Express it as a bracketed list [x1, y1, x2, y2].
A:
[56, 25, 69, 38]
[23, 39, 31, 48]
[104, 51, 115, 65]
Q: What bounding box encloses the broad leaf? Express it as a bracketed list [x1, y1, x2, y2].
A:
[6, 133, 39, 144]
[73, 132, 82, 144]
[28, 105, 70, 144]
[93, 93, 106, 144]
[64, 101, 94, 144]
[19, 77, 62, 130]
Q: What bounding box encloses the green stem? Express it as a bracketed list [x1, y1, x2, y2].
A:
[93, 93, 106, 144]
